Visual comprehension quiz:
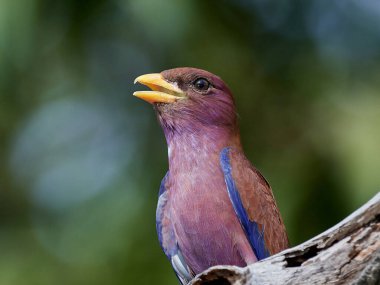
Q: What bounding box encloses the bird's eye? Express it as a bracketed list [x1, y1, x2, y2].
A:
[193, 78, 210, 92]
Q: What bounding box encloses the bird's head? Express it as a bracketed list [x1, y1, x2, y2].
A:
[134, 67, 238, 142]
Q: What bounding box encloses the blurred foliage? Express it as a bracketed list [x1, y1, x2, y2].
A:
[1, 0, 379, 284]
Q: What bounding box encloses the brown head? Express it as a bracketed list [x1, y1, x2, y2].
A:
[134, 67, 238, 142]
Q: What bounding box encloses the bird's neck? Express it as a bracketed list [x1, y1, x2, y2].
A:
[166, 126, 241, 167]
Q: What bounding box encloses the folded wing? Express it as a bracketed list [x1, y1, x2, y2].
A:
[156, 172, 194, 284]
[220, 147, 288, 260]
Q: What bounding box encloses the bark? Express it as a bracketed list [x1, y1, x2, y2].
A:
[190, 192, 380, 285]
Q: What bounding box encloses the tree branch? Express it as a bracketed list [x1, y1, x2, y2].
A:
[190, 192, 380, 285]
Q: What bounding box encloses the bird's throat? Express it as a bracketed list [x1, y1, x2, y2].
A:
[166, 127, 241, 169]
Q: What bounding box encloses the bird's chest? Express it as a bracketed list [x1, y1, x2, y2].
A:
[170, 167, 230, 226]
[168, 162, 246, 273]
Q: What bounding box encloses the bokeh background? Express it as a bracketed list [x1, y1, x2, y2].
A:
[1, 0, 380, 284]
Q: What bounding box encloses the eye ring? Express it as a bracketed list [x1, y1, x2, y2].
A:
[193, 78, 210, 92]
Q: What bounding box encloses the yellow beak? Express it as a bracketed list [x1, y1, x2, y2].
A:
[133, 73, 185, 104]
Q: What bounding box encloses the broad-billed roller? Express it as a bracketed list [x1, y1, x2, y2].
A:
[134, 67, 288, 284]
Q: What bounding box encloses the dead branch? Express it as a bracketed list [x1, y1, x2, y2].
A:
[190, 192, 380, 285]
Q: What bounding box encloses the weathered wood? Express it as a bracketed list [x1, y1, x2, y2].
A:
[190, 192, 380, 285]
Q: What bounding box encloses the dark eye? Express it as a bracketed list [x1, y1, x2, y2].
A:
[193, 78, 210, 92]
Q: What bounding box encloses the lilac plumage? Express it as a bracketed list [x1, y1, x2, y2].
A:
[134, 67, 289, 284]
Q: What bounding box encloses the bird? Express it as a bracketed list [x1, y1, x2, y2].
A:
[133, 67, 289, 284]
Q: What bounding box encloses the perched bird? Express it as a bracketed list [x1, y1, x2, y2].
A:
[134, 67, 288, 284]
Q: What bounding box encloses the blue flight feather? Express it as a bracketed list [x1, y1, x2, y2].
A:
[156, 172, 192, 284]
[156, 171, 170, 255]
[220, 147, 270, 260]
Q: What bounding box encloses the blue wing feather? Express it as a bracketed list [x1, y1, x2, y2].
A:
[156, 171, 170, 253]
[156, 172, 193, 284]
[220, 147, 270, 260]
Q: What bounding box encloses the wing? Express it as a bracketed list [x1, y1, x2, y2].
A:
[156, 172, 194, 284]
[220, 147, 289, 260]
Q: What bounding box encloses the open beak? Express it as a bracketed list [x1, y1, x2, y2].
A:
[133, 73, 185, 104]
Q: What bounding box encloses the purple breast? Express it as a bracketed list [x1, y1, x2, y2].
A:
[169, 165, 249, 274]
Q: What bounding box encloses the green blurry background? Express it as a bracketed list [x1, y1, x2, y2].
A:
[1, 0, 379, 284]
